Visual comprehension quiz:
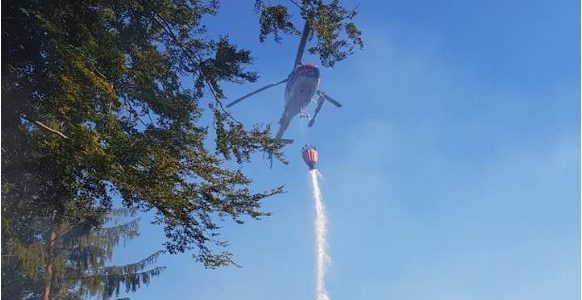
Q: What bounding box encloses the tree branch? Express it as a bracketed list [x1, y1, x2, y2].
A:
[64, 266, 167, 281]
[20, 115, 69, 139]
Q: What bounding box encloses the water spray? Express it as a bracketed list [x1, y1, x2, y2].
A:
[302, 145, 330, 300]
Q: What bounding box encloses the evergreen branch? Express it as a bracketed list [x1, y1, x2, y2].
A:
[98, 220, 139, 237]
[67, 250, 164, 277]
[65, 266, 166, 281]
[104, 251, 163, 273]
[19, 115, 69, 139]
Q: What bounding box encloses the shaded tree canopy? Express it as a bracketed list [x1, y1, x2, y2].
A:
[2, 0, 363, 278]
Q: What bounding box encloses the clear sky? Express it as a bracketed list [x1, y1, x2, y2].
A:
[111, 0, 580, 299]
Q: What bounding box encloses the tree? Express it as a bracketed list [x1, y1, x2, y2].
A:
[2, 208, 164, 299]
[57, 209, 165, 299]
[2, 0, 362, 298]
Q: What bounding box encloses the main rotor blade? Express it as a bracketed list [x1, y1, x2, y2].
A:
[318, 91, 342, 108]
[226, 79, 287, 108]
[294, 21, 311, 68]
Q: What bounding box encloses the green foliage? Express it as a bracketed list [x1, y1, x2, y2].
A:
[307, 0, 364, 66]
[2, 209, 165, 299]
[58, 210, 165, 299]
[255, 0, 364, 66]
[257, 4, 300, 42]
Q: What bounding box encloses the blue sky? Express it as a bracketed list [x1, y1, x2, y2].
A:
[111, 0, 580, 299]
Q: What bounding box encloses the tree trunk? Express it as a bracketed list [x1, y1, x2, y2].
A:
[41, 209, 58, 300]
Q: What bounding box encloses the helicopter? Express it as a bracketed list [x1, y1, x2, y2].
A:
[226, 21, 343, 145]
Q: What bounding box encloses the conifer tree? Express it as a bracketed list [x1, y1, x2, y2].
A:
[2, 208, 164, 299]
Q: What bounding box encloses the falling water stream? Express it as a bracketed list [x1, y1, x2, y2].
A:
[309, 169, 330, 300]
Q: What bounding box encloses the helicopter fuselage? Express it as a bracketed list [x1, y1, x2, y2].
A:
[276, 64, 320, 139]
